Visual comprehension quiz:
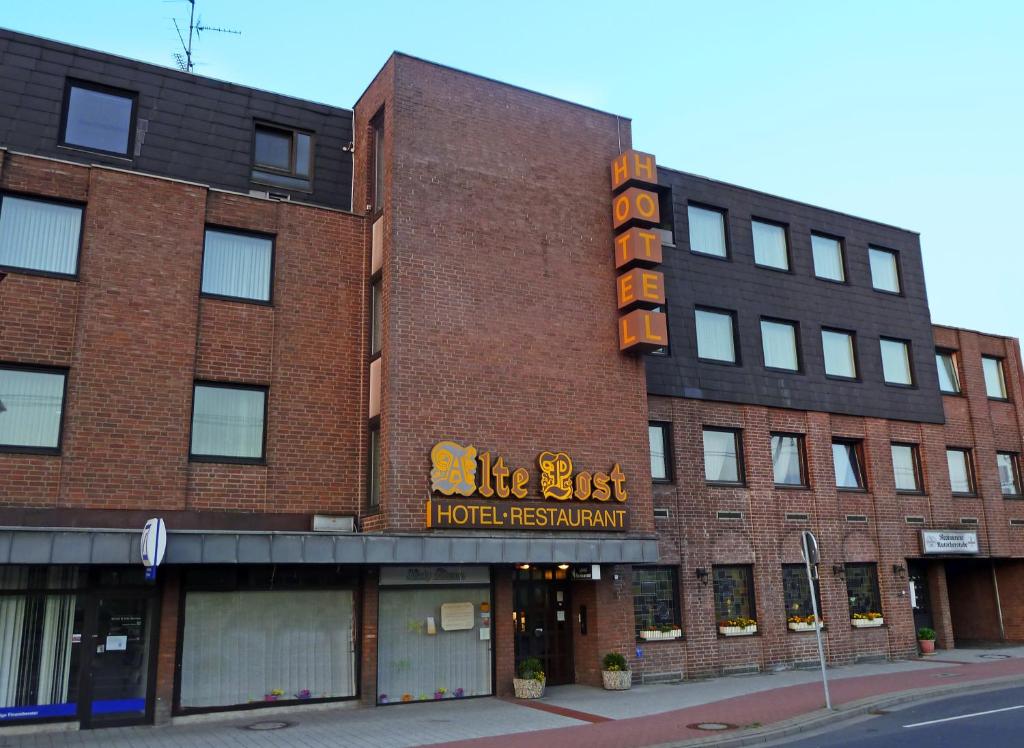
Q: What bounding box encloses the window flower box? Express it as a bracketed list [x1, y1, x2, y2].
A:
[851, 617, 884, 628]
[718, 624, 757, 637]
[787, 621, 823, 632]
[640, 628, 682, 641]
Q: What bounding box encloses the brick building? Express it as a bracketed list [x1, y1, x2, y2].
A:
[1, 28, 1022, 730]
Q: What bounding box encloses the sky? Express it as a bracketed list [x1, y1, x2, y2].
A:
[4, 1, 1022, 341]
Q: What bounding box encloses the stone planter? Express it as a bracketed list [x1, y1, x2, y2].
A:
[851, 618, 884, 628]
[718, 624, 757, 637]
[787, 622, 823, 632]
[639, 628, 682, 641]
[602, 669, 632, 690]
[919, 639, 936, 655]
[512, 678, 545, 699]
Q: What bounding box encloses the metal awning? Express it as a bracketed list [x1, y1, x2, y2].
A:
[0, 527, 660, 566]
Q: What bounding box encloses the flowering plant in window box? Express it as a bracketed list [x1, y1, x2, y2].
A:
[640, 624, 683, 641]
[718, 617, 758, 636]
[851, 612, 884, 627]
[787, 614, 823, 632]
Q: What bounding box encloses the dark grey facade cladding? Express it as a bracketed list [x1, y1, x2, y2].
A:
[0, 28, 353, 210]
[647, 166, 945, 424]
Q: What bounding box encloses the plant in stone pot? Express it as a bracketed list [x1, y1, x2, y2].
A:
[917, 627, 937, 655]
[513, 657, 546, 699]
[601, 652, 632, 690]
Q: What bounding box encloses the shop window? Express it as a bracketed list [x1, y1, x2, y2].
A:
[936, 350, 961, 394]
[368, 421, 381, 507]
[687, 204, 728, 258]
[811, 233, 845, 282]
[713, 565, 756, 623]
[997, 452, 1022, 497]
[761, 318, 800, 371]
[695, 307, 738, 364]
[632, 567, 681, 638]
[370, 278, 382, 357]
[0, 366, 68, 453]
[61, 80, 136, 155]
[179, 589, 355, 708]
[649, 421, 672, 482]
[868, 247, 901, 293]
[891, 443, 923, 493]
[782, 564, 821, 620]
[946, 448, 975, 495]
[252, 123, 313, 191]
[201, 228, 273, 303]
[844, 563, 881, 616]
[752, 219, 789, 270]
[655, 188, 675, 246]
[703, 427, 744, 485]
[378, 586, 492, 702]
[832, 439, 866, 490]
[189, 383, 267, 462]
[880, 338, 913, 386]
[822, 328, 858, 379]
[0, 194, 83, 277]
[982, 356, 1008, 400]
[771, 433, 806, 487]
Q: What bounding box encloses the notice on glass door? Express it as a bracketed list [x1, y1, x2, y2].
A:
[105, 635, 128, 651]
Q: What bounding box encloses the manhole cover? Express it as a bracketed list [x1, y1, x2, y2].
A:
[245, 721, 291, 731]
[934, 672, 957, 677]
[687, 722, 736, 731]
[979, 654, 1011, 659]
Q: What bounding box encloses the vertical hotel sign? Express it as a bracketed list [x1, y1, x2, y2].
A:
[610, 150, 668, 353]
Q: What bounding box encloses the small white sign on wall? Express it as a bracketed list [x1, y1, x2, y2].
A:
[440, 602, 475, 631]
[920, 530, 979, 555]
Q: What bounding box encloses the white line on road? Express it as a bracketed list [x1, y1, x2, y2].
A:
[904, 704, 1024, 728]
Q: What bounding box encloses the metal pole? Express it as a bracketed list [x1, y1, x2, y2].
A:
[804, 534, 832, 710]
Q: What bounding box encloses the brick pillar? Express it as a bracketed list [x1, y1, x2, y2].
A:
[153, 568, 180, 724]
[928, 561, 954, 650]
[573, 565, 633, 687]
[360, 568, 379, 705]
[494, 567, 515, 696]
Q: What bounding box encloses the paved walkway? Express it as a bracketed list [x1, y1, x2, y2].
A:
[4, 646, 1024, 748]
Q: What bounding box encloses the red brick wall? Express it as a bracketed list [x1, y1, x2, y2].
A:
[996, 561, 1024, 641]
[154, 570, 181, 723]
[947, 563, 1001, 641]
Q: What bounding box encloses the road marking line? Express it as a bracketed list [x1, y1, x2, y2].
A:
[903, 704, 1024, 728]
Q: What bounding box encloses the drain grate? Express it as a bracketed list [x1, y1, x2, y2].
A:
[979, 654, 1011, 660]
[688, 722, 736, 731]
[245, 720, 292, 731]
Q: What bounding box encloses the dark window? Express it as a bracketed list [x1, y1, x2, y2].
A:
[868, 247, 901, 293]
[252, 123, 313, 191]
[61, 81, 135, 155]
[371, 113, 385, 212]
[0, 366, 68, 453]
[782, 564, 821, 620]
[687, 204, 728, 258]
[655, 189, 675, 246]
[771, 433, 807, 487]
[645, 304, 670, 357]
[0, 194, 83, 278]
[761, 318, 800, 371]
[845, 563, 882, 617]
[982, 356, 1008, 400]
[368, 421, 381, 508]
[822, 328, 858, 379]
[703, 427, 743, 485]
[998, 452, 1022, 497]
[751, 219, 789, 270]
[201, 228, 273, 303]
[946, 448, 975, 495]
[189, 383, 267, 462]
[891, 443, 923, 493]
[713, 565, 756, 623]
[811, 233, 845, 282]
[632, 567, 680, 638]
[880, 337, 914, 386]
[649, 422, 672, 482]
[936, 350, 961, 394]
[832, 439, 866, 490]
[695, 308, 738, 364]
[370, 278, 382, 357]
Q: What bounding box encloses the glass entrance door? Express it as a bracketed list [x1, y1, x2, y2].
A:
[80, 594, 157, 728]
[908, 561, 934, 633]
[513, 567, 573, 685]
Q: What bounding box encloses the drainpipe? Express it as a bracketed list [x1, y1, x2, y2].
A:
[991, 561, 1006, 641]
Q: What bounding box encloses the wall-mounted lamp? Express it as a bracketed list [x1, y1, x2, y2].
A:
[695, 567, 709, 586]
[557, 563, 570, 571]
[517, 563, 530, 570]
[892, 564, 907, 578]
[832, 564, 846, 578]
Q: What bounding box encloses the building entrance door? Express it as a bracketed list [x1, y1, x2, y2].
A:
[513, 567, 573, 685]
[907, 561, 933, 633]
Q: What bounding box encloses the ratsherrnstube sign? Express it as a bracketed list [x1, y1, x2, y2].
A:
[920, 530, 979, 555]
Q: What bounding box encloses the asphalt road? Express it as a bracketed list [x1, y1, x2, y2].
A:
[771, 684, 1024, 747]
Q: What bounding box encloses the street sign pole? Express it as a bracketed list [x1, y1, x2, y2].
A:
[802, 530, 832, 711]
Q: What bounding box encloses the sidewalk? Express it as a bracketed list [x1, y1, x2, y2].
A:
[4, 646, 1024, 748]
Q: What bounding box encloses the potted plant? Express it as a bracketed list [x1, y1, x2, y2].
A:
[601, 652, 632, 690]
[718, 617, 758, 636]
[513, 657, 546, 699]
[787, 614, 823, 632]
[918, 627, 937, 655]
[639, 623, 683, 641]
[851, 612, 884, 628]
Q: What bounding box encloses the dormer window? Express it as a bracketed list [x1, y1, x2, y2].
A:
[252, 123, 313, 191]
[61, 80, 136, 156]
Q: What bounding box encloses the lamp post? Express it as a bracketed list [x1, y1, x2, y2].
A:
[802, 530, 832, 711]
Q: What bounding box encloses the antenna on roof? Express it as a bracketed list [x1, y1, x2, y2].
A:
[172, 0, 241, 73]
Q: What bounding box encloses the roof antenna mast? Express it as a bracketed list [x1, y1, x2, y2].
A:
[173, 0, 241, 73]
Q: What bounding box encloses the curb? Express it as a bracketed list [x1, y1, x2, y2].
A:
[651, 673, 1024, 748]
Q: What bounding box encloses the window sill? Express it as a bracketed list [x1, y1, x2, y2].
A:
[689, 250, 730, 261]
[871, 288, 903, 297]
[774, 484, 811, 491]
[754, 263, 792, 274]
[1002, 495, 1023, 500]
[940, 390, 963, 397]
[814, 276, 848, 285]
[706, 482, 747, 488]
[764, 366, 803, 375]
[0, 264, 79, 282]
[652, 479, 674, 485]
[987, 397, 1011, 403]
[824, 374, 861, 383]
[896, 490, 926, 497]
[952, 493, 978, 499]
[883, 382, 917, 389]
[698, 358, 740, 367]
[201, 292, 273, 307]
[0, 446, 61, 456]
[189, 456, 267, 466]
[836, 487, 868, 493]
[57, 143, 134, 162]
